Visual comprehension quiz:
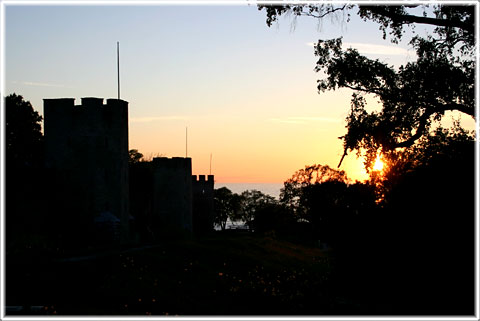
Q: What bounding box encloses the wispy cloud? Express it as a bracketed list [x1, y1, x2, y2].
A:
[306, 42, 411, 56]
[343, 42, 410, 56]
[130, 116, 186, 123]
[267, 116, 341, 125]
[12, 80, 73, 88]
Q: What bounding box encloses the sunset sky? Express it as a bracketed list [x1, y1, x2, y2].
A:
[3, 3, 475, 183]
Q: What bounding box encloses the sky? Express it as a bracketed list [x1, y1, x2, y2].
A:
[3, 3, 475, 183]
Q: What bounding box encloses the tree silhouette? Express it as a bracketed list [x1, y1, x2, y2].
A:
[377, 131, 475, 314]
[6, 93, 43, 168]
[213, 187, 241, 230]
[368, 121, 476, 204]
[280, 164, 348, 218]
[259, 4, 475, 169]
[5, 94, 48, 251]
[239, 190, 277, 229]
[129, 149, 144, 164]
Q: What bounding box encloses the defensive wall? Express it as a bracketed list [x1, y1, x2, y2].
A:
[192, 175, 215, 235]
[129, 158, 215, 239]
[43, 96, 215, 243]
[151, 157, 193, 233]
[43, 97, 129, 242]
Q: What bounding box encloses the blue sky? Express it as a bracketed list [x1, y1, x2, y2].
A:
[6, 3, 468, 183]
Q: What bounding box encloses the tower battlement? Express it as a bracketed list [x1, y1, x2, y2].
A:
[44, 97, 128, 109]
[150, 157, 193, 232]
[81, 97, 104, 107]
[192, 175, 214, 183]
[153, 157, 192, 170]
[192, 174, 214, 235]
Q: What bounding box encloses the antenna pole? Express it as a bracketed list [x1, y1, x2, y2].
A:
[210, 153, 212, 175]
[117, 41, 120, 100]
[186, 127, 188, 157]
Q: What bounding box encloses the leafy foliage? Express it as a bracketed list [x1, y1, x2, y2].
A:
[375, 126, 475, 313]
[240, 189, 277, 227]
[5, 94, 47, 248]
[259, 4, 475, 170]
[279, 164, 375, 245]
[129, 149, 144, 164]
[280, 164, 348, 215]
[214, 188, 284, 232]
[375, 121, 475, 204]
[213, 187, 242, 230]
[302, 181, 376, 246]
[5, 93, 43, 168]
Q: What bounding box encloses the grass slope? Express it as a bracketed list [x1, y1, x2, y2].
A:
[7, 232, 346, 315]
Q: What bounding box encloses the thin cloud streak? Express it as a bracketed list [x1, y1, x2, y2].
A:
[267, 116, 341, 125]
[343, 42, 411, 56]
[306, 42, 411, 56]
[12, 80, 73, 88]
[130, 116, 187, 123]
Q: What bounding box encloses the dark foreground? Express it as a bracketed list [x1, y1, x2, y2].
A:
[7, 232, 337, 315]
[6, 231, 474, 316]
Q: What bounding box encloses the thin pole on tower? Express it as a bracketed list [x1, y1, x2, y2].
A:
[210, 153, 212, 175]
[117, 41, 120, 100]
[186, 127, 188, 157]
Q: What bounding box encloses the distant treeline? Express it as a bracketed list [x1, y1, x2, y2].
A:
[212, 124, 475, 314]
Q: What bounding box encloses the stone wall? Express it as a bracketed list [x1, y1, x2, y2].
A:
[43, 97, 129, 243]
[151, 157, 193, 233]
[192, 175, 215, 235]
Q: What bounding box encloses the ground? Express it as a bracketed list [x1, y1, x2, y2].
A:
[7, 232, 364, 315]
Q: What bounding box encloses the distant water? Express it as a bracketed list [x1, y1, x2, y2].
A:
[215, 182, 284, 199]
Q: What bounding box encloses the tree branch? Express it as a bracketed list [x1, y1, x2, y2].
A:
[342, 83, 384, 97]
[394, 101, 474, 148]
[362, 6, 474, 33]
[442, 102, 475, 118]
[337, 149, 348, 168]
[302, 5, 349, 19]
[394, 110, 431, 148]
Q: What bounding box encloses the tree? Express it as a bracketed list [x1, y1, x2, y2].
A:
[213, 187, 242, 230]
[279, 164, 377, 246]
[376, 125, 475, 313]
[240, 189, 277, 228]
[259, 4, 475, 170]
[280, 164, 349, 216]
[5, 94, 48, 250]
[129, 149, 144, 164]
[5, 93, 43, 168]
[250, 201, 293, 234]
[377, 121, 475, 204]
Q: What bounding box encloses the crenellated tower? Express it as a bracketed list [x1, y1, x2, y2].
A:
[151, 157, 193, 233]
[192, 174, 215, 234]
[43, 97, 129, 243]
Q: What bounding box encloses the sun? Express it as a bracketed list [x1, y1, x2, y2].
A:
[372, 155, 384, 172]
